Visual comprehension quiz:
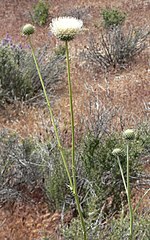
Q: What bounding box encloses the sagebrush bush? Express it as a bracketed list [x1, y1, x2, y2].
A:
[64, 6, 91, 22]
[0, 35, 33, 101]
[0, 129, 69, 210]
[102, 8, 126, 29]
[0, 36, 65, 103]
[32, 0, 49, 26]
[0, 130, 45, 204]
[84, 26, 150, 69]
[24, 45, 66, 97]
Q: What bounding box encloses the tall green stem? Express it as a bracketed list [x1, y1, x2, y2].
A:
[65, 41, 75, 183]
[65, 40, 87, 240]
[126, 143, 133, 239]
[28, 36, 73, 189]
[117, 156, 127, 196]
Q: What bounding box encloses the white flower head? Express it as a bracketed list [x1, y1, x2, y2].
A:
[50, 16, 83, 41]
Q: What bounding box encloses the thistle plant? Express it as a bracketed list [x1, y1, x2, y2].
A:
[22, 18, 87, 240]
[50, 16, 87, 240]
[22, 23, 73, 187]
[113, 129, 135, 240]
[112, 148, 128, 196]
[123, 129, 135, 240]
[113, 129, 150, 239]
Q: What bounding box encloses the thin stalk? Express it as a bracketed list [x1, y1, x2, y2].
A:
[126, 143, 133, 240]
[28, 36, 73, 189]
[65, 40, 87, 240]
[117, 156, 128, 196]
[65, 41, 75, 185]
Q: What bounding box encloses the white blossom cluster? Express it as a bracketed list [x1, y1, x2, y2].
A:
[50, 16, 83, 41]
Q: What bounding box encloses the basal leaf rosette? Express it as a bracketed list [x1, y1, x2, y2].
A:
[50, 17, 83, 41]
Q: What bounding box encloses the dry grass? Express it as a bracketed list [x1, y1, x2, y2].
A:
[0, 202, 61, 240]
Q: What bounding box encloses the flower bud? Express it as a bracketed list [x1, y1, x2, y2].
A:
[123, 129, 135, 141]
[112, 148, 122, 156]
[22, 24, 35, 36]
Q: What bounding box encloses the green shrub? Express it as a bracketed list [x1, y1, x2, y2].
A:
[32, 0, 49, 26]
[79, 124, 150, 214]
[0, 123, 149, 215]
[102, 8, 126, 28]
[21, 44, 66, 98]
[0, 129, 69, 210]
[106, 215, 150, 240]
[0, 35, 33, 101]
[0, 130, 45, 204]
[44, 144, 70, 210]
[0, 36, 65, 103]
[62, 213, 150, 240]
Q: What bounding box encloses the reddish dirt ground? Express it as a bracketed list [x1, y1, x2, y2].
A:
[0, 0, 150, 239]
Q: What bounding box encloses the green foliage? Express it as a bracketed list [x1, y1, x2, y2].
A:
[102, 8, 126, 28]
[0, 131, 43, 190]
[0, 123, 149, 218]
[102, 214, 150, 240]
[62, 213, 150, 240]
[62, 218, 84, 240]
[44, 145, 70, 210]
[0, 36, 65, 103]
[0, 129, 69, 210]
[79, 127, 149, 214]
[0, 35, 33, 101]
[32, 0, 49, 26]
[22, 44, 66, 98]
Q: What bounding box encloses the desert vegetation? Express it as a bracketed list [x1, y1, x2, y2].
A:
[0, 0, 150, 239]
